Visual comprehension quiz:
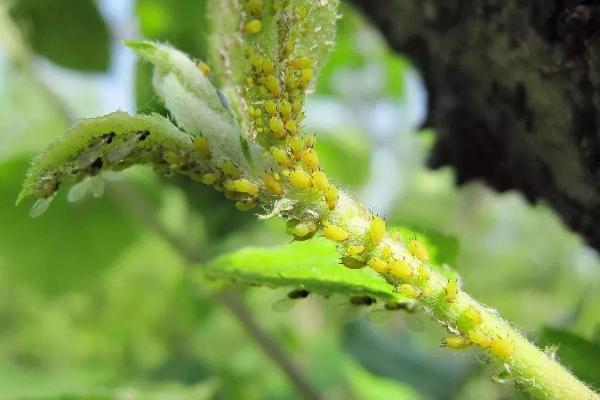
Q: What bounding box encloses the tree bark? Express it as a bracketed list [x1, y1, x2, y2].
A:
[352, 0, 600, 250]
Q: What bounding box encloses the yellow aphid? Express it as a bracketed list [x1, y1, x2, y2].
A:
[442, 335, 472, 350]
[265, 75, 281, 96]
[285, 120, 298, 135]
[325, 185, 338, 210]
[304, 134, 316, 148]
[368, 216, 385, 245]
[311, 170, 329, 191]
[247, 0, 263, 17]
[245, 19, 262, 34]
[293, 222, 316, 239]
[220, 160, 241, 178]
[270, 146, 292, 168]
[388, 258, 412, 279]
[292, 100, 302, 113]
[490, 336, 514, 359]
[288, 57, 312, 69]
[265, 100, 277, 116]
[269, 117, 285, 138]
[468, 330, 492, 348]
[382, 246, 393, 258]
[342, 257, 365, 269]
[250, 55, 262, 69]
[368, 257, 388, 274]
[197, 61, 211, 76]
[323, 224, 349, 242]
[263, 173, 283, 195]
[201, 171, 222, 185]
[192, 136, 211, 158]
[445, 279, 459, 302]
[299, 68, 314, 86]
[408, 239, 429, 263]
[347, 245, 365, 256]
[288, 136, 304, 159]
[261, 59, 274, 74]
[246, 77, 254, 88]
[236, 198, 257, 211]
[279, 100, 292, 119]
[417, 264, 430, 280]
[230, 178, 260, 196]
[398, 284, 421, 298]
[301, 148, 319, 171]
[464, 307, 483, 324]
[289, 168, 312, 188]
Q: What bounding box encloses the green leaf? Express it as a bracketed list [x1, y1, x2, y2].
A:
[18, 111, 199, 206]
[537, 327, 600, 388]
[10, 0, 110, 71]
[125, 40, 264, 171]
[204, 239, 408, 302]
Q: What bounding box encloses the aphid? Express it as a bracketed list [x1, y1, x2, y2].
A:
[220, 160, 241, 178]
[382, 246, 393, 258]
[245, 19, 262, 34]
[350, 296, 377, 306]
[408, 239, 429, 263]
[292, 222, 317, 240]
[279, 100, 292, 119]
[285, 120, 298, 135]
[468, 330, 492, 348]
[288, 57, 312, 70]
[101, 131, 116, 144]
[311, 170, 329, 191]
[193, 136, 211, 159]
[347, 245, 365, 256]
[384, 301, 411, 311]
[490, 336, 514, 359]
[341, 256, 365, 269]
[388, 258, 413, 280]
[89, 157, 103, 175]
[201, 171, 222, 185]
[29, 195, 56, 218]
[261, 59, 275, 75]
[265, 100, 277, 116]
[263, 172, 283, 195]
[197, 61, 211, 76]
[445, 279, 459, 302]
[265, 75, 281, 96]
[325, 185, 338, 210]
[368, 216, 385, 246]
[417, 264, 430, 280]
[398, 284, 421, 298]
[288, 288, 310, 299]
[464, 307, 483, 325]
[235, 198, 257, 211]
[106, 137, 137, 163]
[442, 335, 472, 350]
[323, 224, 349, 242]
[301, 148, 319, 171]
[230, 179, 260, 196]
[270, 146, 292, 168]
[246, 0, 263, 18]
[367, 257, 388, 274]
[289, 168, 312, 188]
[299, 68, 314, 87]
[269, 117, 285, 138]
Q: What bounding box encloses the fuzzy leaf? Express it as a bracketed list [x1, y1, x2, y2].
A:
[125, 40, 264, 171]
[18, 111, 200, 205]
[204, 239, 408, 302]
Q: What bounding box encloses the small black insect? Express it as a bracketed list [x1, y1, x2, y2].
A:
[287, 289, 310, 299]
[90, 157, 103, 174]
[138, 130, 151, 141]
[102, 132, 116, 144]
[350, 296, 377, 306]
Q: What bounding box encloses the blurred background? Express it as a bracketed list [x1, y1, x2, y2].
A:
[1, 1, 600, 399]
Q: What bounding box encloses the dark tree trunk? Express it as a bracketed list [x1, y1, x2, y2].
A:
[352, 0, 600, 250]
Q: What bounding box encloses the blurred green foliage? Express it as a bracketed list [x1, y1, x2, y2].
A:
[1, 1, 600, 400]
[10, 0, 110, 71]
